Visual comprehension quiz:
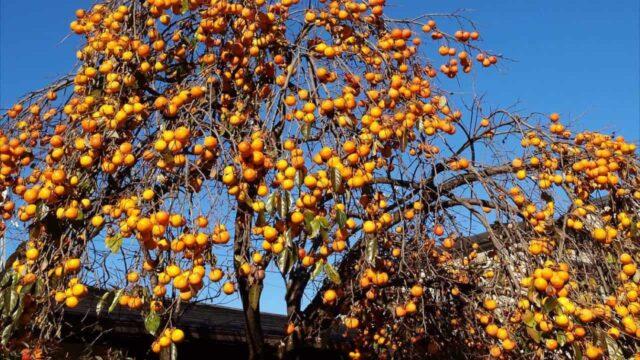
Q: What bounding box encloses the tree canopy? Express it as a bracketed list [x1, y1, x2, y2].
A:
[0, 0, 639, 359]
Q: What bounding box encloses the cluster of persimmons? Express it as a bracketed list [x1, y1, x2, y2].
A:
[0, 0, 638, 359]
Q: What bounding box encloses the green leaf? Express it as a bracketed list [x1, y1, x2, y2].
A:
[2, 288, 11, 317]
[35, 202, 49, 221]
[280, 191, 291, 220]
[234, 255, 244, 267]
[522, 310, 536, 328]
[277, 248, 293, 275]
[109, 288, 124, 313]
[438, 96, 447, 108]
[34, 278, 45, 297]
[1, 324, 13, 346]
[303, 210, 315, 232]
[307, 216, 330, 239]
[301, 124, 311, 140]
[96, 291, 111, 315]
[187, 27, 199, 45]
[283, 229, 294, 248]
[372, 140, 380, 156]
[170, 343, 178, 360]
[605, 334, 624, 360]
[265, 191, 277, 215]
[605, 252, 616, 264]
[88, 88, 104, 99]
[8, 288, 18, 315]
[525, 327, 541, 343]
[311, 261, 324, 279]
[317, 216, 329, 229]
[0, 271, 11, 287]
[75, 208, 85, 221]
[527, 286, 541, 307]
[542, 297, 559, 314]
[19, 282, 33, 295]
[336, 210, 347, 229]
[11, 300, 24, 327]
[365, 236, 378, 264]
[145, 311, 161, 335]
[294, 169, 303, 187]
[324, 263, 341, 285]
[329, 167, 342, 193]
[556, 331, 567, 347]
[309, 219, 322, 238]
[181, 0, 189, 14]
[0, 272, 16, 314]
[572, 343, 583, 360]
[106, 234, 124, 253]
[249, 284, 261, 311]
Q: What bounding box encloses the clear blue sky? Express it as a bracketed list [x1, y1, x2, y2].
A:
[1, 1, 638, 314]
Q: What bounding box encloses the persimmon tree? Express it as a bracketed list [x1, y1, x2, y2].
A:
[1, 0, 639, 359]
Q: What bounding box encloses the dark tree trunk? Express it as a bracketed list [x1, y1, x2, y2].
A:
[280, 267, 309, 359]
[238, 279, 265, 360]
[234, 199, 265, 360]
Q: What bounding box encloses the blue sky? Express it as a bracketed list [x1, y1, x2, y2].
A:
[1, 1, 638, 314]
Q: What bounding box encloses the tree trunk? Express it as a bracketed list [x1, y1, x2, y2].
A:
[234, 199, 265, 360]
[239, 279, 265, 360]
[280, 267, 309, 359]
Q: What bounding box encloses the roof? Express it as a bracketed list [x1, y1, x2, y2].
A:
[455, 197, 609, 252]
[63, 290, 287, 343]
[55, 290, 289, 358]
